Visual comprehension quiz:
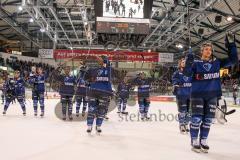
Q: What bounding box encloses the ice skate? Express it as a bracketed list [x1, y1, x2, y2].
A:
[145, 114, 151, 121]
[140, 113, 145, 121]
[145, 117, 151, 121]
[179, 125, 186, 134]
[96, 126, 102, 135]
[69, 114, 73, 121]
[191, 139, 201, 153]
[62, 115, 66, 121]
[40, 112, 44, 118]
[200, 139, 209, 153]
[87, 126, 92, 134]
[185, 124, 190, 133]
[104, 115, 109, 121]
[121, 111, 128, 115]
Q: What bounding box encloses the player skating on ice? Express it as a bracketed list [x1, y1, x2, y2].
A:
[28, 67, 48, 117]
[2, 70, 26, 116]
[85, 56, 113, 134]
[132, 72, 154, 121]
[116, 77, 132, 115]
[75, 65, 88, 117]
[172, 58, 191, 134]
[54, 66, 76, 121]
[184, 32, 238, 153]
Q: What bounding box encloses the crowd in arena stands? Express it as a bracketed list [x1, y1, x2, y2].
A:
[221, 65, 240, 86]
[0, 58, 55, 83]
[6, 58, 54, 72]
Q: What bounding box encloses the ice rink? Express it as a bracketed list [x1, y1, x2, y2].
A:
[0, 99, 240, 160]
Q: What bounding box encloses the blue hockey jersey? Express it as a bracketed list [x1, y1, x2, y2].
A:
[88, 66, 113, 95]
[6, 78, 25, 96]
[76, 77, 87, 96]
[59, 75, 76, 96]
[184, 42, 238, 98]
[29, 73, 48, 93]
[172, 70, 192, 99]
[117, 82, 132, 99]
[133, 77, 154, 98]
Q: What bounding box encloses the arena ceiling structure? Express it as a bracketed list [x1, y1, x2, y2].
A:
[0, 0, 240, 59]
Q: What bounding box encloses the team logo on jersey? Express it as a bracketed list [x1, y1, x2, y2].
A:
[203, 63, 212, 71]
[98, 69, 108, 76]
[183, 76, 188, 82]
[97, 70, 103, 76]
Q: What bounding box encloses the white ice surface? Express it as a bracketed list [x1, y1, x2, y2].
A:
[0, 100, 240, 160]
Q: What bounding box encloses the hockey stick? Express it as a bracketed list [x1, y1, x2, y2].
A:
[216, 105, 236, 116]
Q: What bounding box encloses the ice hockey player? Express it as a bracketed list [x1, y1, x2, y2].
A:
[0, 72, 7, 104]
[75, 65, 88, 117]
[132, 72, 154, 121]
[184, 32, 238, 153]
[172, 58, 191, 134]
[116, 77, 132, 115]
[232, 81, 238, 105]
[28, 66, 48, 117]
[3, 70, 26, 115]
[86, 56, 113, 134]
[56, 66, 76, 121]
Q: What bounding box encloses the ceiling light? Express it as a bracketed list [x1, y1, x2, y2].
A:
[84, 21, 88, 26]
[176, 44, 183, 49]
[226, 16, 233, 22]
[29, 18, 34, 23]
[18, 6, 23, 11]
[40, 28, 45, 32]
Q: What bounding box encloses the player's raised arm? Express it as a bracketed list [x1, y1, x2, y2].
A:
[183, 49, 195, 77]
[220, 32, 239, 68]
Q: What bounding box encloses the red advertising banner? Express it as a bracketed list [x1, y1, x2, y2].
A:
[54, 50, 159, 62]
